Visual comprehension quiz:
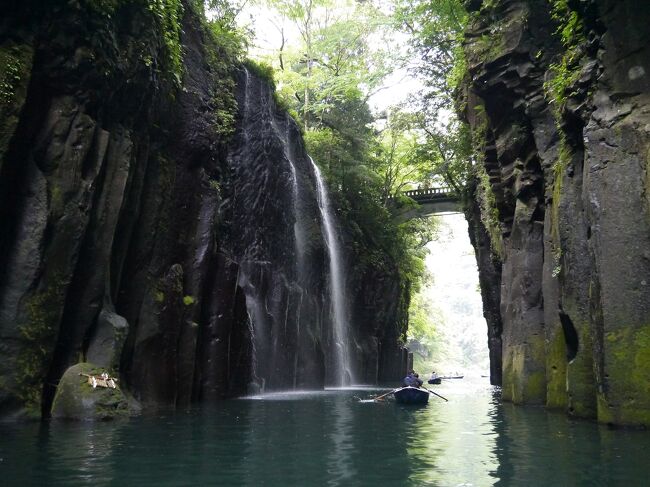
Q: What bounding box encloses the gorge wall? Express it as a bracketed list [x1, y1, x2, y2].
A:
[462, 0, 650, 426]
[0, 1, 408, 420]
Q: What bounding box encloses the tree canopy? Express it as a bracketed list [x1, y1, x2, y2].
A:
[237, 0, 474, 347]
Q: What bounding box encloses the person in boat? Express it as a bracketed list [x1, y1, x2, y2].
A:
[403, 370, 416, 387]
[430, 371, 438, 381]
[412, 373, 423, 388]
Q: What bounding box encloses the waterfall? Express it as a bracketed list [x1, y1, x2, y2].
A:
[287, 139, 307, 279]
[234, 67, 354, 391]
[239, 68, 311, 391]
[309, 157, 354, 386]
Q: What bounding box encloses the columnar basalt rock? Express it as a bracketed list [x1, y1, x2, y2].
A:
[0, 2, 407, 420]
[462, 0, 650, 426]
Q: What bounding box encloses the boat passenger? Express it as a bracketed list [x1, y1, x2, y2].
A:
[413, 373, 423, 388]
[403, 370, 415, 387]
[430, 371, 438, 381]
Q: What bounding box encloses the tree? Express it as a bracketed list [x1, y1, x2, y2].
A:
[393, 0, 472, 191]
[246, 0, 443, 322]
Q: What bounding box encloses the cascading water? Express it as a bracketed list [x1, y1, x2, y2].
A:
[237, 68, 310, 391]
[231, 67, 354, 391]
[309, 157, 354, 386]
[284, 124, 308, 280]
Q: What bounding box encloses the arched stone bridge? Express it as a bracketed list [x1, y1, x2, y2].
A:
[401, 187, 461, 216]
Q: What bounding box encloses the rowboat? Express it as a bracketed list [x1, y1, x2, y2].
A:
[393, 386, 429, 405]
[427, 377, 441, 384]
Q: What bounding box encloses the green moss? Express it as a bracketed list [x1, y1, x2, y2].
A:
[502, 335, 546, 404]
[598, 325, 650, 426]
[549, 146, 570, 277]
[182, 295, 195, 306]
[501, 347, 519, 402]
[51, 363, 130, 420]
[16, 275, 68, 414]
[469, 102, 504, 259]
[546, 330, 568, 409]
[208, 179, 221, 194]
[467, 3, 527, 64]
[244, 59, 275, 89]
[476, 163, 503, 258]
[474, 33, 507, 62]
[525, 371, 546, 402]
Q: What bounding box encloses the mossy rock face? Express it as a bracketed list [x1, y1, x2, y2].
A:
[545, 329, 568, 410]
[502, 334, 547, 405]
[51, 363, 133, 421]
[597, 325, 650, 426]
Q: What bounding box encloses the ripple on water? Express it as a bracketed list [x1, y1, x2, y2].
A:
[2, 379, 650, 486]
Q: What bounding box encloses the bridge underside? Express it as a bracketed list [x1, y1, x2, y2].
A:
[398, 199, 462, 219]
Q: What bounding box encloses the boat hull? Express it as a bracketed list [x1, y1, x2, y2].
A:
[428, 378, 441, 385]
[393, 387, 429, 405]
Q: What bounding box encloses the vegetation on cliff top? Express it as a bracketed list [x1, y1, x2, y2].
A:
[242, 0, 440, 302]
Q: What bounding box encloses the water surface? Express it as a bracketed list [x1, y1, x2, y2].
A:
[2, 379, 649, 486]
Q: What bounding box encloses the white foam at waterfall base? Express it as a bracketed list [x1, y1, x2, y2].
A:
[309, 157, 354, 386]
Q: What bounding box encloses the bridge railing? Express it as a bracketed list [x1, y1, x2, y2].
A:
[403, 187, 454, 198]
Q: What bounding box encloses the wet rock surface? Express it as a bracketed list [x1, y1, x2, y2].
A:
[50, 363, 133, 421]
[0, 2, 407, 419]
[462, 0, 650, 425]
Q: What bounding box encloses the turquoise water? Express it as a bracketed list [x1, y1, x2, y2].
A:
[1, 379, 650, 486]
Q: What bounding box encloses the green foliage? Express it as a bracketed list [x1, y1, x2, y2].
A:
[475, 162, 503, 259]
[263, 0, 397, 130]
[394, 0, 468, 103]
[544, 0, 587, 122]
[203, 9, 248, 139]
[0, 43, 33, 164]
[183, 295, 196, 306]
[544, 0, 588, 259]
[204, 0, 251, 29]
[0, 47, 25, 106]
[74, 0, 185, 87]
[244, 59, 276, 89]
[248, 0, 441, 295]
[148, 0, 186, 86]
[469, 103, 502, 258]
[393, 0, 472, 192]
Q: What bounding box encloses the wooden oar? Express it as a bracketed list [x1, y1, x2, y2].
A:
[423, 387, 448, 402]
[371, 387, 403, 402]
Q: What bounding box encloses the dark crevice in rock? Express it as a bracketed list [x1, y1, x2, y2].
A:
[559, 309, 579, 362]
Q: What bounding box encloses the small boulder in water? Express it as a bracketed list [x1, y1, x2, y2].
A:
[51, 363, 137, 420]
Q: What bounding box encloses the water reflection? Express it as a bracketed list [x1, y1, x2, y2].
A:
[326, 392, 355, 484]
[2, 380, 650, 486]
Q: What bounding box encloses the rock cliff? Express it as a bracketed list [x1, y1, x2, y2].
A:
[462, 0, 650, 426]
[0, 1, 407, 419]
